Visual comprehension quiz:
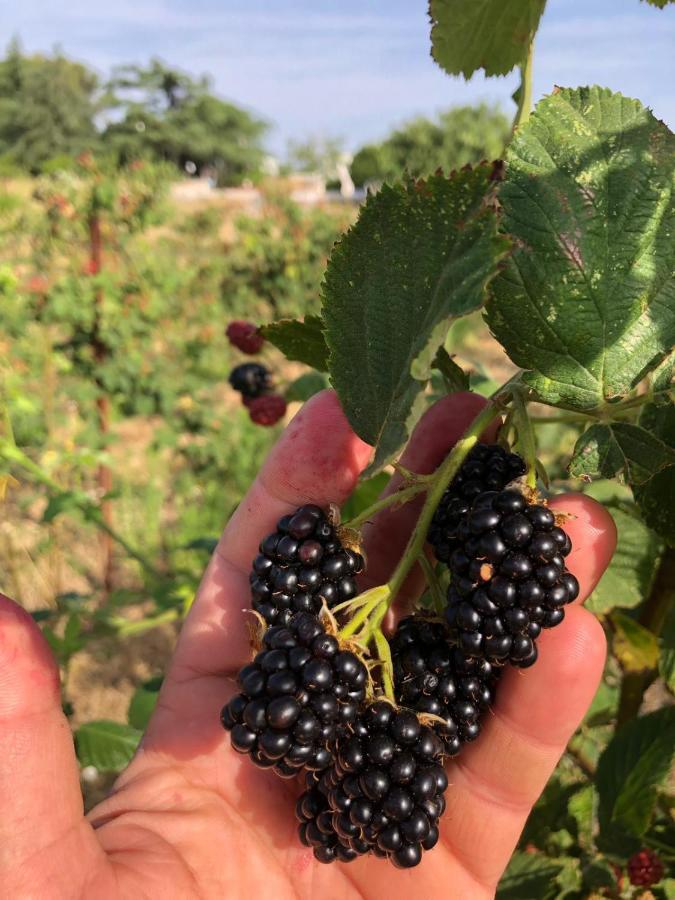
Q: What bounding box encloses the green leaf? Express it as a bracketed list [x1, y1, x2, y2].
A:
[429, 0, 547, 78]
[587, 502, 664, 614]
[634, 401, 675, 545]
[487, 87, 675, 412]
[261, 315, 329, 371]
[641, 0, 674, 7]
[323, 165, 509, 472]
[596, 707, 675, 851]
[585, 678, 619, 726]
[612, 610, 660, 672]
[128, 678, 162, 730]
[75, 720, 142, 772]
[431, 346, 470, 392]
[659, 601, 675, 693]
[285, 371, 329, 402]
[570, 423, 675, 486]
[496, 851, 563, 900]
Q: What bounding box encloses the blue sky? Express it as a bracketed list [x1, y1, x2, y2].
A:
[5, 0, 674, 153]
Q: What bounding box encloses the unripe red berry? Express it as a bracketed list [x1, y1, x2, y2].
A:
[226, 320, 265, 354]
[248, 394, 287, 426]
[627, 848, 664, 886]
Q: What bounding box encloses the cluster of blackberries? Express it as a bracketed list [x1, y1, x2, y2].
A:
[391, 616, 499, 755]
[227, 320, 287, 426]
[296, 702, 447, 868]
[250, 504, 364, 627]
[428, 442, 526, 564]
[427, 443, 577, 668]
[221, 612, 368, 776]
[444, 488, 578, 667]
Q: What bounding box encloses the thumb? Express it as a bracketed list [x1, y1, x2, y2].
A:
[0, 593, 98, 891]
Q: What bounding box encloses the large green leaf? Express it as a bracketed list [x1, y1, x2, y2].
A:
[634, 401, 675, 544]
[487, 87, 675, 412]
[596, 707, 675, 852]
[496, 851, 563, 899]
[261, 315, 329, 371]
[569, 423, 675, 486]
[429, 0, 547, 77]
[323, 166, 509, 472]
[75, 720, 142, 772]
[587, 502, 663, 613]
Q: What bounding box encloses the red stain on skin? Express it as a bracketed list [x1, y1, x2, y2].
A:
[290, 848, 313, 875]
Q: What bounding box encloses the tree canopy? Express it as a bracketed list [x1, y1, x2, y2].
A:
[350, 104, 510, 187]
[0, 45, 267, 184]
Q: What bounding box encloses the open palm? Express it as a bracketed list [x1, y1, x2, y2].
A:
[0, 391, 616, 899]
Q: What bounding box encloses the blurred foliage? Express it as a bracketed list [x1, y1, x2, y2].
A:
[350, 103, 510, 187]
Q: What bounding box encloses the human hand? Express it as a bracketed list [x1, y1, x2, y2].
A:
[0, 391, 616, 899]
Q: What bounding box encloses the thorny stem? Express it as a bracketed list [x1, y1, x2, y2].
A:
[512, 388, 538, 489]
[418, 553, 445, 615]
[342, 480, 428, 531]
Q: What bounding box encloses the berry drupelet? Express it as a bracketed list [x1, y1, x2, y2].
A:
[221, 612, 368, 777]
[297, 701, 447, 868]
[444, 488, 579, 667]
[250, 504, 365, 627]
[391, 616, 500, 755]
[226, 320, 265, 355]
[428, 443, 526, 565]
[229, 362, 272, 399]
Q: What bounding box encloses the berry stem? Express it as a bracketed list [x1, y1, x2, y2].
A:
[385, 398, 504, 609]
[511, 388, 538, 490]
[342, 481, 428, 531]
[513, 39, 534, 132]
[418, 553, 445, 615]
[373, 628, 396, 703]
[339, 584, 391, 640]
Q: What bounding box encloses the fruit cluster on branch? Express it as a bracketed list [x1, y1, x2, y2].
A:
[220, 442, 577, 868]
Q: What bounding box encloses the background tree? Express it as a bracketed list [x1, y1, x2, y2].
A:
[102, 59, 268, 185]
[0, 39, 99, 172]
[350, 103, 509, 186]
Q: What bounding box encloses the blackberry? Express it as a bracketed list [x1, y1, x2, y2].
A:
[248, 394, 287, 426]
[428, 443, 526, 564]
[297, 701, 447, 867]
[249, 504, 365, 627]
[296, 779, 368, 863]
[391, 616, 500, 755]
[444, 489, 578, 667]
[221, 612, 368, 777]
[226, 320, 265, 355]
[627, 849, 664, 887]
[229, 362, 272, 399]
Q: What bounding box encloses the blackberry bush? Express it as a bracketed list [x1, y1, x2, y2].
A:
[444, 488, 579, 667]
[249, 504, 364, 627]
[296, 702, 447, 868]
[391, 615, 500, 755]
[221, 612, 368, 777]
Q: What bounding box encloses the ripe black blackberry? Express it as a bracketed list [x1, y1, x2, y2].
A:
[444, 488, 579, 667]
[296, 780, 368, 863]
[229, 362, 272, 399]
[428, 443, 526, 564]
[297, 701, 447, 868]
[249, 504, 365, 627]
[220, 612, 368, 777]
[391, 616, 500, 755]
